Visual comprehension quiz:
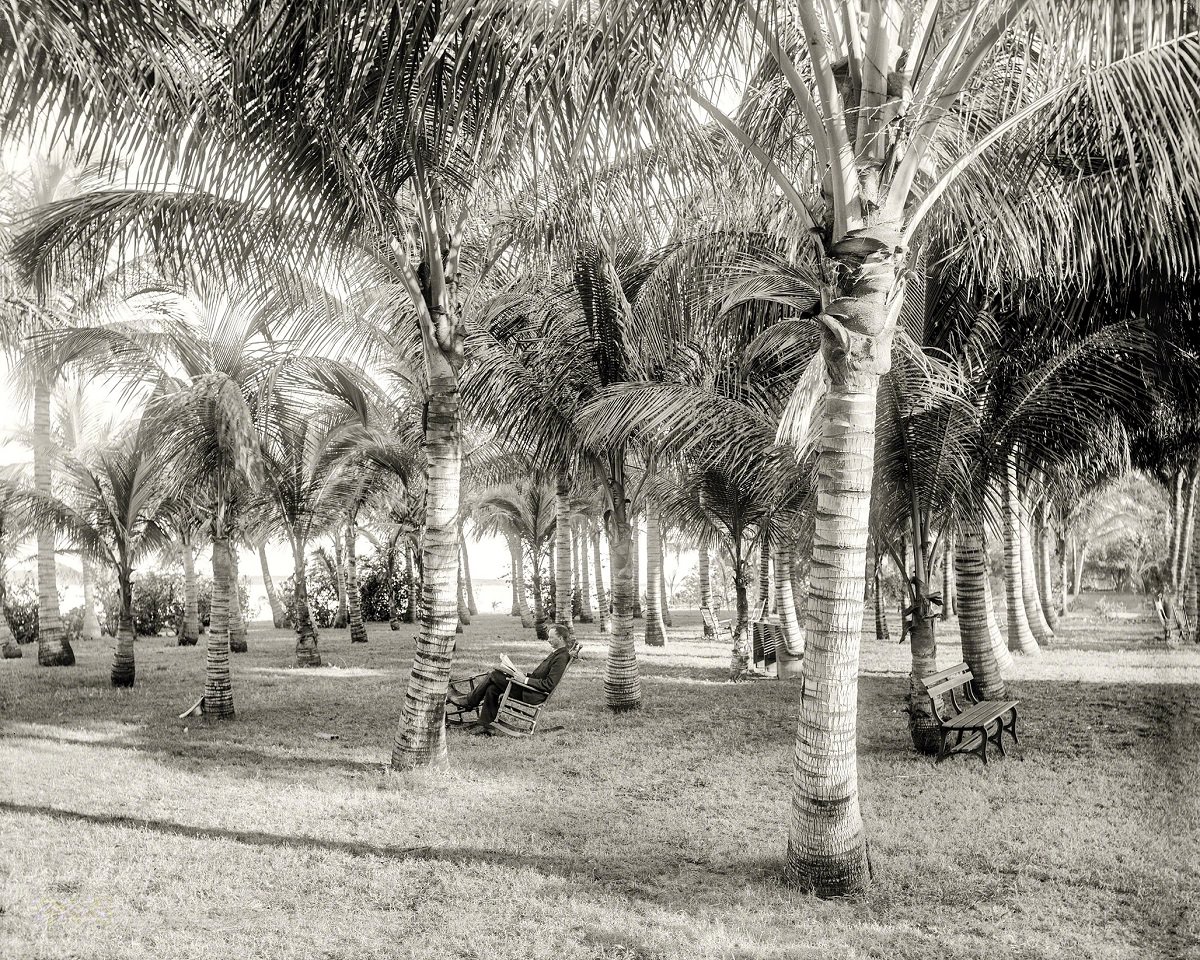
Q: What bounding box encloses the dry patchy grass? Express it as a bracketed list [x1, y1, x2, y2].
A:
[1, 608, 1198, 960]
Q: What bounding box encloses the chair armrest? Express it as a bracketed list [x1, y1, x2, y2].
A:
[448, 672, 491, 695]
[507, 677, 542, 694]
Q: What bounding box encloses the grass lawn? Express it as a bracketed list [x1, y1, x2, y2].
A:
[1, 608, 1198, 959]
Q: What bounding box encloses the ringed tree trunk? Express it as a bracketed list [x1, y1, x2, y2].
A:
[699, 546, 714, 637]
[659, 538, 673, 627]
[33, 380, 73, 667]
[1060, 532, 1070, 617]
[81, 557, 103, 640]
[333, 531, 349, 629]
[786, 238, 900, 898]
[1003, 456, 1040, 656]
[259, 542, 287, 629]
[906, 509, 940, 756]
[402, 542, 417, 623]
[347, 517, 367, 643]
[204, 533, 235, 718]
[507, 533, 521, 616]
[955, 519, 1007, 700]
[110, 570, 135, 688]
[1073, 540, 1088, 597]
[591, 526, 608, 621]
[643, 496, 668, 647]
[554, 469, 573, 634]
[728, 561, 751, 680]
[571, 526, 583, 620]
[530, 546, 548, 640]
[982, 560, 1015, 674]
[459, 528, 478, 617]
[386, 539, 400, 630]
[180, 544, 200, 645]
[290, 535, 322, 667]
[873, 554, 890, 642]
[391, 364, 462, 771]
[940, 531, 955, 621]
[604, 496, 641, 710]
[757, 537, 771, 617]
[1018, 493, 1054, 646]
[630, 510, 643, 619]
[507, 531, 534, 628]
[1036, 504, 1058, 630]
[578, 519, 595, 623]
[456, 565, 469, 630]
[228, 548, 248, 653]
[774, 540, 805, 677]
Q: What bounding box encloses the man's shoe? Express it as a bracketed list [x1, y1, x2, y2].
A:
[467, 724, 493, 736]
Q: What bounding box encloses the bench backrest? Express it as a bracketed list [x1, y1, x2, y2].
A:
[701, 607, 723, 633]
[924, 662, 973, 700]
[752, 621, 779, 665]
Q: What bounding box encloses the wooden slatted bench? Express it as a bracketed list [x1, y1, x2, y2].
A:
[925, 663, 1019, 764]
[751, 619, 780, 674]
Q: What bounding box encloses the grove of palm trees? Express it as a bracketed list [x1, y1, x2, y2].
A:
[2, 2, 1199, 957]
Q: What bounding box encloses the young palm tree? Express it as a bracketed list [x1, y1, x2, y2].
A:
[13, 421, 169, 687]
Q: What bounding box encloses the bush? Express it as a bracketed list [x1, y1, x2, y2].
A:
[95, 570, 251, 636]
[280, 563, 339, 629]
[4, 576, 39, 644]
[357, 550, 414, 622]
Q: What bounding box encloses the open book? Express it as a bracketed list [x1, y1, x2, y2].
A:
[497, 653, 527, 684]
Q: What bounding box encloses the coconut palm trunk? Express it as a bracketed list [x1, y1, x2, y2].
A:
[604, 502, 641, 710]
[459, 529, 478, 617]
[906, 509, 940, 755]
[33, 380, 73, 667]
[81, 557, 103, 640]
[758, 538, 771, 616]
[954, 520, 1007, 700]
[873, 555, 890, 643]
[391, 368, 462, 770]
[699, 546, 714, 637]
[592, 528, 608, 623]
[110, 571, 136, 688]
[1037, 508, 1058, 630]
[571, 528, 583, 620]
[204, 534, 235, 718]
[347, 517, 367, 643]
[659, 541, 672, 627]
[402, 542, 416, 623]
[786, 280, 895, 895]
[643, 496, 667, 646]
[507, 530, 534, 628]
[1060, 535, 1070, 617]
[530, 549, 548, 639]
[1003, 456, 1040, 655]
[940, 531, 956, 621]
[456, 566, 469, 630]
[258, 542, 287, 629]
[333, 531, 348, 629]
[290, 536, 321, 667]
[1018, 494, 1054, 645]
[578, 520, 594, 623]
[774, 541, 805, 677]
[507, 533, 521, 617]
[554, 470, 573, 632]
[630, 511, 642, 619]
[728, 565, 750, 680]
[228, 548, 248, 653]
[387, 539, 401, 630]
[982, 561, 1016, 674]
[181, 544, 200, 645]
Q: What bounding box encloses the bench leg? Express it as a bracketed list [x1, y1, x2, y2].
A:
[1008, 710, 1019, 746]
[977, 727, 989, 765]
[991, 719, 1006, 756]
[936, 729, 951, 763]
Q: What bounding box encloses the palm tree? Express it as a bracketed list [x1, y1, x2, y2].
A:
[13, 421, 169, 686]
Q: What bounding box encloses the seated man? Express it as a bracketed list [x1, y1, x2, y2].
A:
[448, 625, 578, 734]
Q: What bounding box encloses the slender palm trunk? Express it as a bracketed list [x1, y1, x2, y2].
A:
[643, 497, 667, 646]
[758, 539, 771, 616]
[1073, 541, 1088, 597]
[982, 562, 1015, 674]
[659, 544, 673, 627]
[291, 536, 321, 667]
[1019, 495, 1054, 645]
[554, 470, 573, 633]
[630, 511, 643, 619]
[228, 548, 248, 653]
[955, 520, 1007, 700]
[530, 550, 547, 639]
[387, 541, 401, 630]
[204, 535, 235, 718]
[605, 504, 641, 710]
[180, 545, 200, 645]
[571, 528, 582, 620]
[578, 520, 594, 623]
[774, 542, 804, 677]
[508, 535, 521, 617]
[940, 532, 955, 620]
[873, 556, 890, 642]
[81, 558, 103, 640]
[1060, 535, 1070, 617]
[110, 572, 135, 688]
[347, 518, 367, 643]
[728, 566, 750, 679]
[333, 532, 348, 629]
[507, 532, 534, 628]
[907, 509, 939, 756]
[460, 528, 478, 616]
[699, 546, 714, 637]
[1003, 456, 1040, 655]
[456, 565, 469, 630]
[1037, 510, 1058, 630]
[391, 371, 462, 770]
[786, 338, 884, 896]
[402, 543, 416, 623]
[259, 543, 287, 629]
[592, 528, 608, 626]
[33, 380, 73, 667]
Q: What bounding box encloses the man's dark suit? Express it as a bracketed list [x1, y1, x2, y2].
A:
[461, 645, 571, 725]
